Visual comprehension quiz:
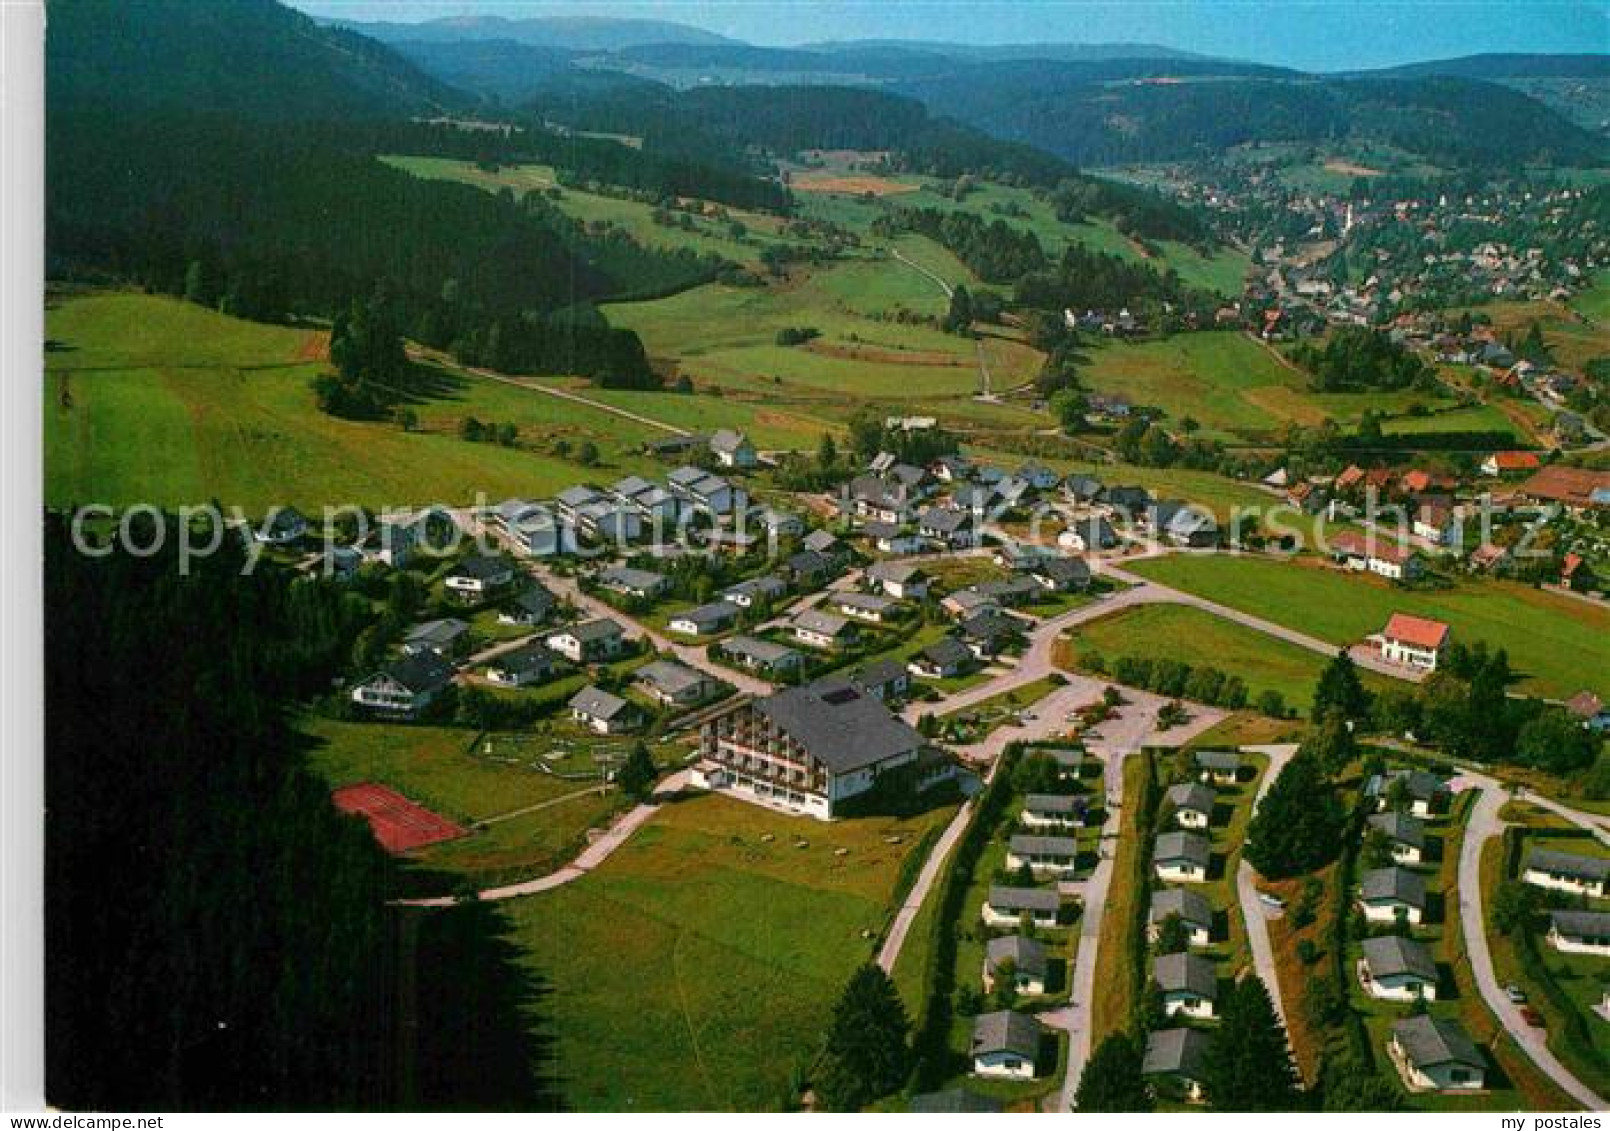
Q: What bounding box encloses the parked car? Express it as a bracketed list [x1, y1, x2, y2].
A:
[1257, 891, 1286, 910]
[1520, 1006, 1546, 1029]
[1504, 984, 1527, 1004]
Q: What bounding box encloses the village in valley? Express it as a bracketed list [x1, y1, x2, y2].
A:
[34, 0, 1610, 1116]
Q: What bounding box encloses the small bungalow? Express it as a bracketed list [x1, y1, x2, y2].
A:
[1481, 450, 1542, 477]
[719, 635, 803, 676]
[942, 589, 1000, 619]
[401, 618, 470, 658]
[834, 592, 900, 624]
[1367, 811, 1428, 865]
[545, 618, 626, 664]
[569, 685, 642, 735]
[669, 600, 740, 637]
[784, 549, 840, 587]
[792, 608, 856, 650]
[982, 885, 1061, 929]
[866, 560, 929, 600]
[444, 554, 517, 602]
[958, 611, 1022, 660]
[1358, 866, 1428, 925]
[1547, 910, 1610, 956]
[598, 565, 669, 601]
[1021, 792, 1083, 831]
[721, 576, 788, 610]
[918, 505, 978, 549]
[1359, 934, 1439, 1002]
[1165, 783, 1216, 830]
[634, 660, 714, 707]
[983, 935, 1049, 996]
[1030, 556, 1092, 593]
[498, 585, 555, 627]
[484, 641, 555, 688]
[1153, 952, 1218, 1020]
[1389, 1015, 1485, 1092]
[1331, 531, 1423, 582]
[908, 636, 977, 680]
[1366, 769, 1450, 818]
[858, 521, 923, 556]
[1566, 690, 1610, 733]
[970, 1010, 1042, 1080]
[1523, 848, 1610, 899]
[1194, 750, 1244, 785]
[850, 658, 910, 702]
[1006, 834, 1079, 879]
[1059, 515, 1120, 552]
[1148, 888, 1213, 948]
[254, 505, 308, 545]
[1142, 1028, 1210, 1103]
[708, 429, 756, 469]
[1154, 831, 1212, 884]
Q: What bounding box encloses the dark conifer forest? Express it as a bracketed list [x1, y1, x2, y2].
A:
[43, 516, 561, 1109]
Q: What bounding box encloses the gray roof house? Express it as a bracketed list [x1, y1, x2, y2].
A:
[569, 685, 640, 733]
[1359, 866, 1428, 922]
[719, 635, 803, 673]
[983, 885, 1062, 927]
[1361, 934, 1438, 994]
[634, 659, 712, 706]
[401, 618, 470, 656]
[1154, 952, 1218, 1017]
[598, 565, 668, 599]
[1368, 810, 1428, 860]
[484, 641, 556, 687]
[1154, 831, 1212, 880]
[1142, 1028, 1210, 1100]
[970, 1010, 1042, 1077]
[985, 935, 1049, 990]
[1194, 749, 1244, 782]
[350, 651, 455, 716]
[1390, 1015, 1485, 1091]
[909, 635, 976, 679]
[669, 600, 740, 637]
[1150, 887, 1214, 940]
[1523, 848, 1610, 896]
[1165, 783, 1217, 828]
[1031, 556, 1092, 592]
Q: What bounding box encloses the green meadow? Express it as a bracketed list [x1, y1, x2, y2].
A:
[1126, 554, 1608, 700]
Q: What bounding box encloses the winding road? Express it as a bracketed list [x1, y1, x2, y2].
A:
[1235, 743, 1301, 1041]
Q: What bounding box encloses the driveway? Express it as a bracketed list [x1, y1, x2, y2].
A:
[1455, 778, 1608, 1110]
[1235, 744, 1301, 1042]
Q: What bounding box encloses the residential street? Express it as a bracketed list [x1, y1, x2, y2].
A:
[1235, 743, 1301, 1041]
[1453, 775, 1609, 1110]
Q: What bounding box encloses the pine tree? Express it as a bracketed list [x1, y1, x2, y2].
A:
[814, 964, 910, 1111]
[1312, 652, 1370, 723]
[1245, 750, 1345, 879]
[1075, 1032, 1153, 1112]
[1203, 976, 1300, 1111]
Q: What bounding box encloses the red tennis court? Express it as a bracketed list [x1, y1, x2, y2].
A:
[331, 782, 465, 853]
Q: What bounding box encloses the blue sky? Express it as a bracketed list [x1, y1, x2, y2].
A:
[290, 1, 1607, 71]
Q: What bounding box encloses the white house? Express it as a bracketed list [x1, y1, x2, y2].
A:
[1153, 831, 1211, 884]
[1359, 934, 1439, 1002]
[401, 618, 469, 658]
[1154, 952, 1218, 1019]
[982, 885, 1061, 930]
[1006, 834, 1079, 879]
[1376, 613, 1451, 672]
[1389, 1016, 1485, 1092]
[634, 659, 714, 708]
[1548, 910, 1610, 956]
[1021, 793, 1083, 831]
[1165, 783, 1215, 830]
[484, 641, 555, 688]
[1358, 866, 1427, 925]
[1367, 811, 1427, 865]
[1523, 848, 1610, 898]
[983, 935, 1048, 996]
[669, 600, 740, 637]
[253, 506, 308, 545]
[866, 560, 929, 600]
[791, 609, 856, 650]
[495, 499, 573, 558]
[834, 592, 900, 624]
[1148, 888, 1213, 948]
[1142, 1029, 1209, 1104]
[1331, 531, 1422, 582]
[568, 685, 641, 734]
[598, 565, 669, 601]
[709, 429, 757, 469]
[350, 652, 454, 718]
[545, 618, 626, 664]
[444, 554, 516, 602]
[970, 1011, 1041, 1080]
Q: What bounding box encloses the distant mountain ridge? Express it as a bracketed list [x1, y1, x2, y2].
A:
[327, 14, 738, 51]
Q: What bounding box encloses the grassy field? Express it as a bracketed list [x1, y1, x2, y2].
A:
[1078, 332, 1468, 443]
[1091, 753, 1150, 1042]
[43, 292, 685, 510]
[301, 717, 629, 888]
[1125, 554, 1608, 700]
[499, 793, 957, 1111]
[1056, 603, 1394, 713]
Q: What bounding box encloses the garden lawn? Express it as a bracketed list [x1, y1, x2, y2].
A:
[501, 793, 957, 1111]
[1058, 603, 1395, 714]
[1125, 554, 1608, 700]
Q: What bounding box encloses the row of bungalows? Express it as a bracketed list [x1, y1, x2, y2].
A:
[1522, 847, 1610, 899]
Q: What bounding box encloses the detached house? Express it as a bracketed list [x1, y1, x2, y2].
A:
[983, 935, 1048, 996]
[721, 576, 788, 610]
[708, 429, 756, 469]
[1021, 793, 1083, 831]
[484, 641, 555, 688]
[1389, 1016, 1485, 1092]
[669, 600, 740, 637]
[1523, 848, 1610, 898]
[834, 592, 900, 624]
[1547, 910, 1610, 956]
[1331, 531, 1422, 581]
[545, 618, 626, 664]
[866, 560, 929, 600]
[1367, 811, 1428, 865]
[969, 1011, 1042, 1080]
[1006, 834, 1079, 879]
[1148, 888, 1213, 948]
[402, 618, 469, 658]
[719, 635, 804, 676]
[1153, 953, 1218, 1019]
[569, 686, 642, 734]
[918, 505, 978, 549]
[1165, 784, 1216, 830]
[598, 565, 669, 601]
[1142, 1029, 1210, 1104]
[1360, 934, 1439, 1002]
[1358, 866, 1428, 925]
[908, 636, 976, 680]
[254, 506, 308, 546]
[1194, 750, 1243, 785]
[1030, 556, 1092, 593]
[444, 554, 516, 602]
[1154, 831, 1211, 883]
[350, 651, 454, 718]
[1366, 769, 1450, 818]
[498, 585, 555, 627]
[695, 677, 928, 819]
[849, 658, 910, 702]
[1377, 613, 1452, 672]
[982, 885, 1062, 929]
[634, 660, 715, 708]
[791, 609, 856, 650]
[1059, 515, 1120, 552]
